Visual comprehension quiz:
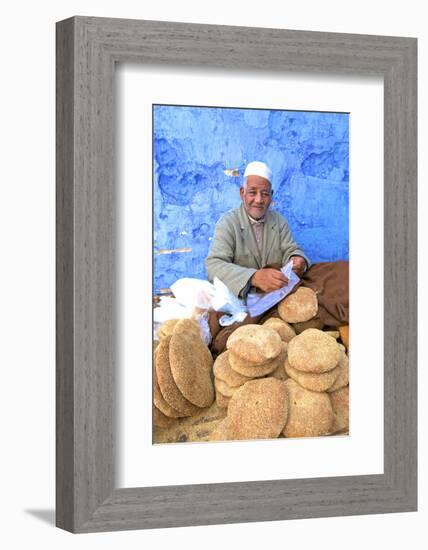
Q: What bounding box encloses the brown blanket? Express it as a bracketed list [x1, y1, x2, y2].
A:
[300, 261, 349, 327]
[209, 261, 349, 356]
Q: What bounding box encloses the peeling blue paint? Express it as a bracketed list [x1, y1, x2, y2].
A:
[153, 105, 349, 293]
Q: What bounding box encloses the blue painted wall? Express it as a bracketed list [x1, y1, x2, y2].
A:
[153, 105, 349, 293]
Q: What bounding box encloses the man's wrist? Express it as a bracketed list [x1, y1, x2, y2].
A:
[290, 255, 308, 273]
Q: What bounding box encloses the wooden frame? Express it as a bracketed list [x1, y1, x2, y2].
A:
[56, 16, 417, 533]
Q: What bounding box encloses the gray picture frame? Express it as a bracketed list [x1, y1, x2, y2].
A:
[56, 16, 417, 533]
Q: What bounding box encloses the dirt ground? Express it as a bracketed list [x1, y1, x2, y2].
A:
[153, 401, 348, 444]
[153, 402, 227, 444]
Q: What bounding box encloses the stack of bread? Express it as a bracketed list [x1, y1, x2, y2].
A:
[211, 327, 349, 441]
[209, 285, 349, 442]
[278, 286, 349, 436]
[153, 285, 349, 442]
[153, 318, 215, 428]
[213, 324, 290, 409]
[283, 328, 349, 437]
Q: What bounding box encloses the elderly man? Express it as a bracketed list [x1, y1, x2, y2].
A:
[206, 161, 310, 299]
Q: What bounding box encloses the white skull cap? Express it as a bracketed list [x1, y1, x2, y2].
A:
[243, 161, 272, 183]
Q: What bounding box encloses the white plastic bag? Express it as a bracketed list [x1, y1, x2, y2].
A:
[192, 310, 212, 345]
[153, 296, 191, 324]
[212, 277, 248, 326]
[153, 296, 191, 341]
[170, 278, 215, 311]
[154, 276, 248, 339]
[154, 279, 215, 344]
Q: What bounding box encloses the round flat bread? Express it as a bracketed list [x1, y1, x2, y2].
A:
[153, 405, 177, 428]
[228, 340, 287, 370]
[153, 367, 186, 418]
[330, 386, 349, 432]
[292, 318, 324, 334]
[215, 389, 231, 409]
[169, 330, 214, 408]
[288, 328, 341, 373]
[327, 352, 349, 392]
[278, 287, 318, 323]
[215, 377, 238, 398]
[213, 351, 251, 387]
[158, 318, 180, 339]
[173, 318, 201, 337]
[284, 358, 340, 392]
[262, 318, 296, 343]
[228, 351, 281, 377]
[155, 336, 201, 416]
[227, 378, 289, 440]
[282, 379, 334, 438]
[226, 324, 282, 364]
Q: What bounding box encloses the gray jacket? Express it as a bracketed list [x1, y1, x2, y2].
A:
[206, 203, 309, 298]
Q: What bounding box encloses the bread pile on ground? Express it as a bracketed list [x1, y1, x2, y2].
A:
[153, 318, 215, 428]
[213, 324, 289, 408]
[211, 324, 348, 440]
[153, 286, 349, 442]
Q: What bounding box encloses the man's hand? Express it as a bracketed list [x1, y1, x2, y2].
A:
[251, 268, 289, 293]
[290, 256, 306, 277]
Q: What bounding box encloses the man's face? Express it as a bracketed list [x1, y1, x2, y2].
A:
[240, 176, 273, 219]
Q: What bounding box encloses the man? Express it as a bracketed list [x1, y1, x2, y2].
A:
[206, 161, 310, 299]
